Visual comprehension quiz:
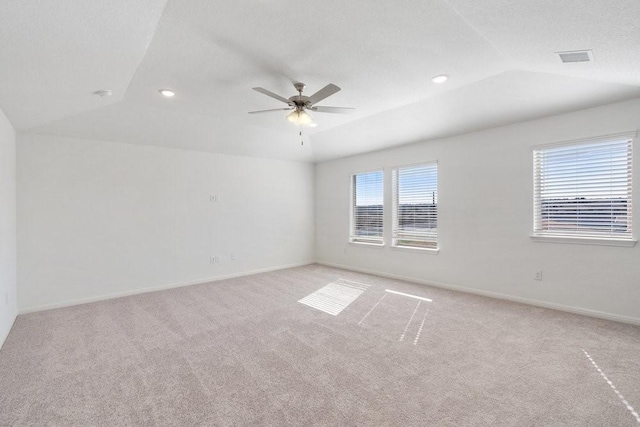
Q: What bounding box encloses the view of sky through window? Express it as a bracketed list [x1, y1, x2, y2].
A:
[355, 172, 383, 206]
[355, 168, 438, 206]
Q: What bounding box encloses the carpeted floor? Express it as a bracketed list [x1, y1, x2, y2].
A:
[1, 264, 639, 426]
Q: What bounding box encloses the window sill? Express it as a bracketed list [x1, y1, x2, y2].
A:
[391, 245, 439, 254]
[348, 241, 385, 249]
[529, 235, 637, 247]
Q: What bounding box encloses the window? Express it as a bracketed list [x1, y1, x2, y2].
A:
[392, 162, 438, 249]
[533, 133, 634, 243]
[350, 170, 383, 244]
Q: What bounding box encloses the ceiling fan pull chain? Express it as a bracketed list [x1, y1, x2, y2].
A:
[300, 127, 303, 145]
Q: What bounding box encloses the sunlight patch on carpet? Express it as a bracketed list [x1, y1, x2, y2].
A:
[385, 289, 432, 302]
[582, 349, 640, 424]
[299, 278, 371, 316]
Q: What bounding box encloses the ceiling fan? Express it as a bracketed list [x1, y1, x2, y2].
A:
[249, 82, 354, 126]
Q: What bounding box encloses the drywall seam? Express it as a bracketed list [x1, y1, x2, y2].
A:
[316, 261, 640, 326]
[19, 261, 314, 315]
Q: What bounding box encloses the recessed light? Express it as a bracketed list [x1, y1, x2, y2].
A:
[159, 89, 175, 97]
[431, 74, 448, 84]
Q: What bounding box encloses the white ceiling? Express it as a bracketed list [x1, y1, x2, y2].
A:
[1, 0, 640, 162]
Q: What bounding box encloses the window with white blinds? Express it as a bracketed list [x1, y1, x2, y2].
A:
[350, 171, 383, 244]
[392, 162, 438, 249]
[533, 134, 634, 242]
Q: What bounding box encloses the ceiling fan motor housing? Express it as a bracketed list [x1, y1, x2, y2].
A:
[289, 95, 310, 108]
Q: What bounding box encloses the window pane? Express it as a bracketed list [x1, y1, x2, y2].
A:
[392, 163, 438, 249]
[351, 171, 383, 244]
[533, 136, 633, 240]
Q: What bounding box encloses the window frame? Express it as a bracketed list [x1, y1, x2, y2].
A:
[349, 169, 385, 246]
[531, 132, 636, 247]
[391, 161, 439, 252]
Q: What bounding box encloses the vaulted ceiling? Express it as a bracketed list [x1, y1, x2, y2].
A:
[2, 0, 640, 162]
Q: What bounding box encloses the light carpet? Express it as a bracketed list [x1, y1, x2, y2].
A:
[1, 264, 639, 426]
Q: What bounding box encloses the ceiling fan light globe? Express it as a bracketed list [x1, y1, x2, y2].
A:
[286, 109, 314, 125]
[286, 111, 298, 123]
[298, 110, 313, 125]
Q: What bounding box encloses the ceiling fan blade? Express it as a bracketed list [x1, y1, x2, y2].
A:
[307, 84, 341, 105]
[309, 106, 354, 114]
[248, 108, 293, 114]
[252, 87, 291, 104]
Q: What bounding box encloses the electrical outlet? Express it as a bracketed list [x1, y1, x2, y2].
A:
[210, 256, 219, 264]
[209, 194, 221, 203]
[534, 270, 542, 281]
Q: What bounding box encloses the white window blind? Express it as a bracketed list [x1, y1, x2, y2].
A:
[533, 135, 633, 241]
[350, 171, 383, 244]
[392, 162, 438, 249]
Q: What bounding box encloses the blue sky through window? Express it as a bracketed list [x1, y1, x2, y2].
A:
[355, 171, 383, 206]
[538, 139, 630, 200]
[396, 165, 437, 205]
[355, 167, 438, 206]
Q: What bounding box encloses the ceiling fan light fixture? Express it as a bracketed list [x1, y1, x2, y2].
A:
[286, 110, 297, 123]
[286, 109, 313, 125]
[250, 82, 351, 130]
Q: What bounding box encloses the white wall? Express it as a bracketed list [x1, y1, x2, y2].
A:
[17, 134, 315, 311]
[316, 97, 640, 324]
[0, 107, 17, 348]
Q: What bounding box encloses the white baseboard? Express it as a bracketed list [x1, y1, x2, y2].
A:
[316, 260, 640, 326]
[17, 259, 640, 327]
[18, 261, 314, 315]
[0, 312, 17, 350]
